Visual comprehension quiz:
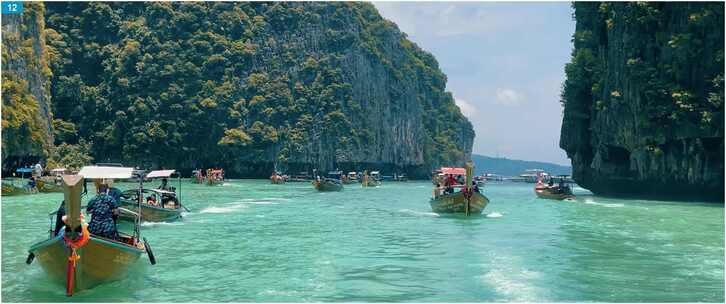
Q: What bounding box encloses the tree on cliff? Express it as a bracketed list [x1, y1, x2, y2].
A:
[43, 2, 474, 175]
[560, 2, 724, 200]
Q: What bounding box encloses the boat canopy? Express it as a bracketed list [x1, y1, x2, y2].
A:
[149, 189, 175, 195]
[50, 168, 67, 172]
[16, 168, 32, 173]
[209, 170, 223, 174]
[328, 171, 342, 175]
[78, 166, 134, 179]
[440, 167, 466, 175]
[370, 171, 380, 175]
[146, 170, 176, 178]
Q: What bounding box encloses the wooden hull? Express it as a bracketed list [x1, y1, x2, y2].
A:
[430, 192, 489, 214]
[28, 234, 144, 293]
[535, 188, 574, 200]
[363, 180, 381, 187]
[37, 178, 64, 193]
[2, 183, 27, 196]
[118, 200, 182, 222]
[314, 181, 343, 191]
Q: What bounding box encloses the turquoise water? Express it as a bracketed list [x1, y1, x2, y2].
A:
[2, 180, 723, 302]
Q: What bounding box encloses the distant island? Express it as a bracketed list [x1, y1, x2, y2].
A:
[471, 154, 571, 177]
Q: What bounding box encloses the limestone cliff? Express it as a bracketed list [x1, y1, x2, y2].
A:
[1, 2, 53, 167]
[44, 2, 473, 177]
[561, 2, 724, 201]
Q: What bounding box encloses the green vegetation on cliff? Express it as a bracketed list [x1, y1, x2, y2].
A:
[43, 2, 473, 175]
[1, 2, 53, 160]
[561, 2, 724, 200]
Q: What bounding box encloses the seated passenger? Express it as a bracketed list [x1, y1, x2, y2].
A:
[86, 184, 118, 239]
[146, 195, 157, 206]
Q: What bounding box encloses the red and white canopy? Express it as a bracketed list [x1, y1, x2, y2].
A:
[440, 167, 466, 175]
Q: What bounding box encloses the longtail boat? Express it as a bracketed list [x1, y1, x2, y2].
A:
[361, 170, 382, 187]
[26, 166, 156, 296]
[2, 168, 34, 195]
[37, 176, 64, 193]
[1, 181, 26, 195]
[118, 169, 186, 222]
[342, 172, 359, 184]
[535, 175, 575, 200]
[429, 163, 489, 216]
[192, 169, 204, 184]
[206, 169, 224, 186]
[313, 170, 343, 191]
[270, 171, 286, 184]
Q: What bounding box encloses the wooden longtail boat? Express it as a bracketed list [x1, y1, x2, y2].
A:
[270, 172, 286, 184]
[26, 166, 155, 296]
[2, 181, 27, 195]
[361, 170, 382, 187]
[429, 163, 489, 216]
[192, 169, 204, 184]
[206, 169, 224, 186]
[342, 172, 359, 184]
[118, 170, 186, 223]
[534, 175, 575, 200]
[37, 176, 64, 193]
[2, 168, 35, 195]
[313, 179, 343, 191]
[313, 170, 343, 191]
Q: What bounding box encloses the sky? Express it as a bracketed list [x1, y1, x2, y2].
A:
[373, 2, 575, 166]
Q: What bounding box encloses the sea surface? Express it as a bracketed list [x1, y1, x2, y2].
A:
[2, 180, 724, 302]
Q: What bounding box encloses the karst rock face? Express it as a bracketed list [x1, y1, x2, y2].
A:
[561, 2, 724, 201]
[41, 2, 473, 178]
[1, 2, 54, 169]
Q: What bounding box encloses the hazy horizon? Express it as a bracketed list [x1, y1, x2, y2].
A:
[374, 2, 575, 166]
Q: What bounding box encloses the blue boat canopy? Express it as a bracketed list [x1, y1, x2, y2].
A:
[16, 168, 32, 173]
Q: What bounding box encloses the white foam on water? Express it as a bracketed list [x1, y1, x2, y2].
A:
[239, 197, 290, 202]
[237, 200, 279, 205]
[140, 221, 183, 227]
[398, 209, 440, 217]
[222, 183, 233, 186]
[486, 212, 503, 218]
[481, 267, 543, 301]
[199, 203, 248, 214]
[584, 198, 624, 208]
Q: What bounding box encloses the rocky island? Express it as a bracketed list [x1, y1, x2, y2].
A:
[560, 2, 724, 201]
[2, 2, 473, 178]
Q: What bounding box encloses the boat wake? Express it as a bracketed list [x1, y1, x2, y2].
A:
[398, 209, 440, 217]
[200, 203, 249, 214]
[140, 221, 183, 227]
[584, 199, 624, 208]
[486, 212, 503, 218]
[238, 197, 290, 202]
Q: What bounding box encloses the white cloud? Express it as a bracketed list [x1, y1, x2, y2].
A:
[373, 2, 537, 39]
[494, 88, 525, 106]
[455, 98, 477, 117]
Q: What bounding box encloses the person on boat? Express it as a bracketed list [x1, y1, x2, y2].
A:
[53, 200, 66, 236]
[158, 178, 170, 190]
[86, 183, 119, 240]
[434, 183, 443, 198]
[146, 195, 158, 206]
[446, 174, 457, 186]
[34, 162, 43, 177]
[473, 184, 480, 193]
[27, 176, 38, 193]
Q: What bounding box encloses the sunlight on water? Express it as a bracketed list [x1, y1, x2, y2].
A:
[2, 181, 723, 302]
